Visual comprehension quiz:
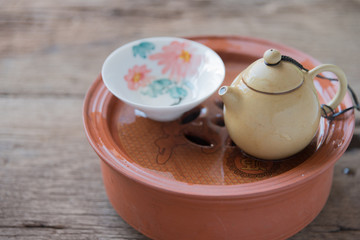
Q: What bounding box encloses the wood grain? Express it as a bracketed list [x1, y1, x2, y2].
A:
[1, 0, 359, 239]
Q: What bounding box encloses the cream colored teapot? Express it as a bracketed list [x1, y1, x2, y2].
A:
[219, 49, 348, 160]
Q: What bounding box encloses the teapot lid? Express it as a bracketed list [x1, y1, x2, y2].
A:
[242, 49, 304, 94]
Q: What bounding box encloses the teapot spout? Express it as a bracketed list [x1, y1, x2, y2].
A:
[218, 86, 239, 111]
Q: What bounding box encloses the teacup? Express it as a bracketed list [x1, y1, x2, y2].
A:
[101, 37, 225, 121]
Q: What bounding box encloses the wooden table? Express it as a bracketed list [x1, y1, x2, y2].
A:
[1, 1, 359, 239]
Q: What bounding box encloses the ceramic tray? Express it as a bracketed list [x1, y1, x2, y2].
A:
[83, 36, 355, 240]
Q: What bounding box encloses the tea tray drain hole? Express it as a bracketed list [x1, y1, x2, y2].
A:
[184, 133, 214, 147]
[180, 107, 202, 124]
[212, 116, 225, 127]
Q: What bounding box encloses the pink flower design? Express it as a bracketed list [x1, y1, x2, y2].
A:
[149, 41, 202, 81]
[124, 64, 152, 90]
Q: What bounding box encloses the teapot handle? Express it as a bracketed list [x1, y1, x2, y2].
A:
[308, 64, 348, 114]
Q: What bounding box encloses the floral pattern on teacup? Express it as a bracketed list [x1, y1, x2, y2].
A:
[124, 64, 152, 90]
[149, 41, 202, 81]
[141, 78, 189, 106]
[132, 42, 155, 59]
[124, 40, 202, 105]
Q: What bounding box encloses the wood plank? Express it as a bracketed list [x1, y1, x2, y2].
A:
[1, 0, 359, 95]
[0, 98, 149, 239]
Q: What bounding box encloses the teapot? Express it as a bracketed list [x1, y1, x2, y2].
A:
[219, 49, 348, 160]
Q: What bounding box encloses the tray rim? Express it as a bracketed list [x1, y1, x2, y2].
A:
[83, 35, 355, 199]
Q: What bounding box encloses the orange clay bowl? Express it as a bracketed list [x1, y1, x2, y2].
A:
[83, 36, 355, 240]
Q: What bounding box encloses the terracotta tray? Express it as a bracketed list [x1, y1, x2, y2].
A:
[83, 36, 355, 240]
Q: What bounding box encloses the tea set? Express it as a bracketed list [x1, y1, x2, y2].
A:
[102, 36, 350, 160]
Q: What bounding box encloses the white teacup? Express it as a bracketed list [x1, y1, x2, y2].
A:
[101, 37, 225, 121]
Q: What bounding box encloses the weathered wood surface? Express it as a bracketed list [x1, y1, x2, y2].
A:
[1, 0, 359, 239]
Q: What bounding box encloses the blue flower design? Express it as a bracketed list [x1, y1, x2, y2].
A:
[141, 79, 172, 97]
[168, 86, 187, 99]
[140, 78, 188, 105]
[132, 42, 155, 58]
[168, 86, 188, 105]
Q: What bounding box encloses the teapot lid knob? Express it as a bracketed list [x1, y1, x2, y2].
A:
[264, 49, 281, 65]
